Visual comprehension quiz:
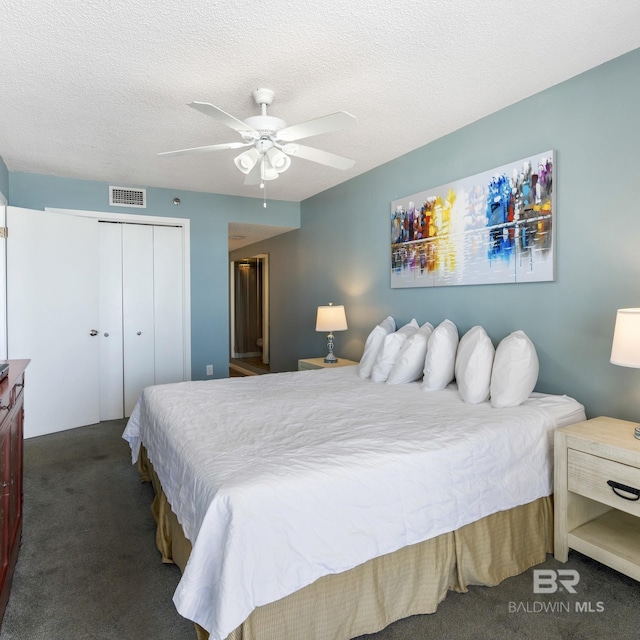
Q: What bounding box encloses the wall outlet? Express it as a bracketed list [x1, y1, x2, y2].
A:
[206, 364, 213, 376]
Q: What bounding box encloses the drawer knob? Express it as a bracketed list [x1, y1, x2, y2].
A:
[607, 480, 640, 501]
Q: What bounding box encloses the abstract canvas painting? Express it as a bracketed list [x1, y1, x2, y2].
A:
[390, 150, 555, 288]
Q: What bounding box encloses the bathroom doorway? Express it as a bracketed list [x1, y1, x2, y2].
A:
[229, 254, 269, 376]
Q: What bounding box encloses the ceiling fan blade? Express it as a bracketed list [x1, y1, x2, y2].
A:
[158, 141, 251, 157]
[276, 111, 357, 142]
[188, 102, 258, 138]
[285, 144, 355, 170]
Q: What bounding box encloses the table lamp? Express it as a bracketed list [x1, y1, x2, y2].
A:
[610, 308, 640, 434]
[316, 303, 348, 364]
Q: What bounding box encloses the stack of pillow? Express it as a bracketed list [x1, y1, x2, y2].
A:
[358, 317, 539, 408]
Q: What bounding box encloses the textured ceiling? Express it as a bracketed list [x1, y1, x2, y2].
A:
[1, 1, 640, 204]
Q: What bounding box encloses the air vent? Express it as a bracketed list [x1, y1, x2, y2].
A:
[109, 186, 146, 208]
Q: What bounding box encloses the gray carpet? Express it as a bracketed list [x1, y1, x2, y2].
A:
[0, 420, 194, 640]
[1, 421, 639, 639]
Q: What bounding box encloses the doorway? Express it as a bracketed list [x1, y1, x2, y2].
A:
[229, 254, 269, 376]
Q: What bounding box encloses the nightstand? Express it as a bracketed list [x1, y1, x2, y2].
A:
[554, 416, 640, 581]
[298, 357, 358, 371]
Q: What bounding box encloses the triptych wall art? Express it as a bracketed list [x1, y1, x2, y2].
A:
[390, 150, 555, 288]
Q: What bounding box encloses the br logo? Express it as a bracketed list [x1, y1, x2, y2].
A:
[533, 569, 580, 594]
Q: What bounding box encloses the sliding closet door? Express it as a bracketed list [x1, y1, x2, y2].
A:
[153, 226, 185, 384]
[122, 224, 155, 416]
[98, 223, 124, 421]
[98, 222, 186, 419]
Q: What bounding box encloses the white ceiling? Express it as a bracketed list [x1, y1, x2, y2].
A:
[1, 1, 639, 205]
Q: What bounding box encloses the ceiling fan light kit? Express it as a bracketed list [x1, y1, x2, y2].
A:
[260, 157, 279, 181]
[234, 148, 260, 174]
[266, 148, 291, 173]
[159, 88, 357, 191]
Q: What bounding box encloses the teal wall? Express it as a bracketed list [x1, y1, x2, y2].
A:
[8, 173, 300, 380]
[232, 48, 640, 420]
[0, 156, 8, 200]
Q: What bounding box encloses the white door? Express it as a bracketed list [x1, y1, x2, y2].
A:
[7, 207, 100, 438]
[99, 223, 185, 419]
[153, 225, 185, 384]
[122, 223, 155, 416]
[98, 223, 124, 420]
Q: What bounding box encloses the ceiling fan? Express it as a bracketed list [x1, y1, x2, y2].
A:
[159, 88, 357, 185]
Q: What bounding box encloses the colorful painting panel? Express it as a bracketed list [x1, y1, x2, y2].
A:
[390, 150, 555, 288]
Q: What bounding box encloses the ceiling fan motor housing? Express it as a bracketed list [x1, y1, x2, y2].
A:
[243, 115, 287, 137]
[255, 138, 274, 154]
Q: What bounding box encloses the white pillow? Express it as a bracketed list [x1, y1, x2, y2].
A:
[490, 330, 539, 408]
[371, 319, 419, 383]
[387, 322, 434, 384]
[358, 316, 396, 379]
[455, 326, 495, 404]
[422, 320, 459, 391]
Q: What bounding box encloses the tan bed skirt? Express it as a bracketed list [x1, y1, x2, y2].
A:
[137, 449, 553, 640]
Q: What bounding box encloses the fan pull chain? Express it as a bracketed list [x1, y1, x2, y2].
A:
[262, 180, 267, 208]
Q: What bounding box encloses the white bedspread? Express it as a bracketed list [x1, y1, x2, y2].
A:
[123, 366, 585, 640]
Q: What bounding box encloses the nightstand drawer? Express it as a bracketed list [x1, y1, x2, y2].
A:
[568, 448, 640, 518]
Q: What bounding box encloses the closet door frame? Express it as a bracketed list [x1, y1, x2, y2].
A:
[46, 208, 191, 382]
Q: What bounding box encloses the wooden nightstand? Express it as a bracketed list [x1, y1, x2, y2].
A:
[298, 357, 358, 371]
[554, 416, 640, 581]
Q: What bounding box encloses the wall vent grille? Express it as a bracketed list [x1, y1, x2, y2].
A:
[109, 186, 146, 208]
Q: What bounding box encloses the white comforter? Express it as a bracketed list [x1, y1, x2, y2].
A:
[123, 366, 584, 640]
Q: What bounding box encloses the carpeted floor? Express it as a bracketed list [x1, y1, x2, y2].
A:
[1, 420, 639, 639]
[0, 420, 194, 640]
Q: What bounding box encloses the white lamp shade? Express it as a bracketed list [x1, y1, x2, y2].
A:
[260, 156, 279, 181]
[316, 305, 348, 332]
[234, 148, 260, 174]
[611, 308, 640, 368]
[266, 148, 292, 173]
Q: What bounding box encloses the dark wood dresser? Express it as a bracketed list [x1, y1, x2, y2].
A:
[0, 360, 29, 625]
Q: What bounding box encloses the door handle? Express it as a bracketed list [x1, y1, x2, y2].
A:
[89, 329, 99, 336]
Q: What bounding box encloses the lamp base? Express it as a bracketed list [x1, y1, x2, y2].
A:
[324, 331, 338, 364]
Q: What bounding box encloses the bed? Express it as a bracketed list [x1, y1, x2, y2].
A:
[123, 365, 585, 640]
